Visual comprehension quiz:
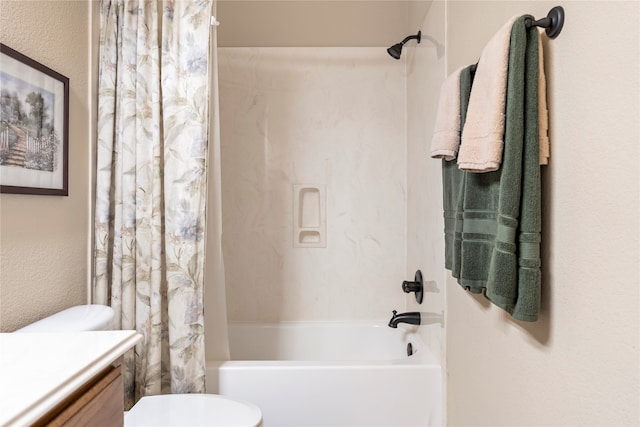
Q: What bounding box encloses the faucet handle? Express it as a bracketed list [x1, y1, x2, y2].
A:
[402, 281, 421, 292]
[401, 270, 424, 304]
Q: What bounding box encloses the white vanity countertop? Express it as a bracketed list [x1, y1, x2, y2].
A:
[0, 330, 142, 427]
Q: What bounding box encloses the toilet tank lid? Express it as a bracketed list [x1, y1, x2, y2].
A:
[15, 305, 115, 333]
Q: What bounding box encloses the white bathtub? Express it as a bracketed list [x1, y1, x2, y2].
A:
[206, 322, 442, 427]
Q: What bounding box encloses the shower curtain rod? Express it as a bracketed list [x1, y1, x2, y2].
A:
[525, 6, 565, 39]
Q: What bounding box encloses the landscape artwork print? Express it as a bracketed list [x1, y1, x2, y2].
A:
[0, 43, 68, 195]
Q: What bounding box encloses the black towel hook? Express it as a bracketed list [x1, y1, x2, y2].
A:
[525, 6, 565, 39]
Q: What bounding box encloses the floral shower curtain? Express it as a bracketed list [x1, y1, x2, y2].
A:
[93, 0, 213, 408]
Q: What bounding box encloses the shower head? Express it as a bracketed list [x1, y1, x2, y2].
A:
[387, 31, 421, 60]
[386, 43, 404, 60]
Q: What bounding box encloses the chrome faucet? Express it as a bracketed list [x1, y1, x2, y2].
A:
[388, 310, 421, 328]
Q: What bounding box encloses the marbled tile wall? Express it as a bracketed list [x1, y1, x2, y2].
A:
[218, 48, 407, 322]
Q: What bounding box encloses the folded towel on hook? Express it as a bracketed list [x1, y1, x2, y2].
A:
[443, 16, 542, 321]
[455, 22, 550, 169]
[430, 66, 465, 160]
[457, 16, 519, 172]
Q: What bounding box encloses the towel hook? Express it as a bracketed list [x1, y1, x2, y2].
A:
[525, 6, 565, 39]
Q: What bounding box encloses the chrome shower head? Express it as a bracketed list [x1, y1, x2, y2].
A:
[387, 31, 421, 60]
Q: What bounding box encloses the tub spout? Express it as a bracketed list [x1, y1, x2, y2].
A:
[388, 310, 421, 328]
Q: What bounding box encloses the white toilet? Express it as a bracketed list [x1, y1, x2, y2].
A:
[16, 304, 263, 427]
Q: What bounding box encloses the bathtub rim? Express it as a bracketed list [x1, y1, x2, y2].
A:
[214, 320, 439, 366]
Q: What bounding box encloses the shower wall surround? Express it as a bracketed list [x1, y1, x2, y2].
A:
[218, 48, 406, 322]
[405, 0, 446, 365]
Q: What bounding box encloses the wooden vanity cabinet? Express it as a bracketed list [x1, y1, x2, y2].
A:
[34, 359, 124, 427]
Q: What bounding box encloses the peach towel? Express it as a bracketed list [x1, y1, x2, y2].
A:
[457, 16, 519, 172]
[430, 67, 465, 160]
[538, 31, 550, 165]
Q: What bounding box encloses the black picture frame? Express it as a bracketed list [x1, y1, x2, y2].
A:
[0, 43, 69, 196]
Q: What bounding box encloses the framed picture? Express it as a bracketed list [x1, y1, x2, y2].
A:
[0, 43, 69, 196]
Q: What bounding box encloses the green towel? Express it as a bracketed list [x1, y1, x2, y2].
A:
[441, 16, 541, 321]
[443, 64, 475, 275]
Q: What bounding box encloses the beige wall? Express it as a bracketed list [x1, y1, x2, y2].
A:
[217, 1, 409, 47]
[0, 1, 91, 331]
[445, 1, 640, 425]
